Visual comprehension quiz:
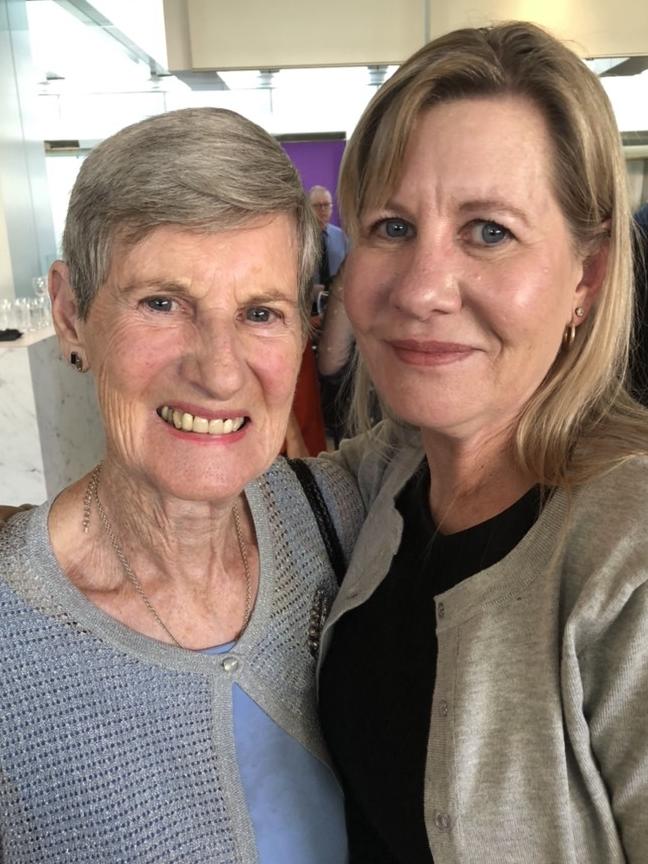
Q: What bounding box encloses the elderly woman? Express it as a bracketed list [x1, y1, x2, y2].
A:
[317, 21, 648, 863]
[0, 108, 361, 862]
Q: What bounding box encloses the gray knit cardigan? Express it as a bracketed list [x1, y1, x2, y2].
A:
[0, 457, 364, 864]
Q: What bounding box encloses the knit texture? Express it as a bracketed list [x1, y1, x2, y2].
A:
[320, 422, 648, 864]
[0, 457, 363, 864]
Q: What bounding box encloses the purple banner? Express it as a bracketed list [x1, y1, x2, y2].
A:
[282, 139, 346, 226]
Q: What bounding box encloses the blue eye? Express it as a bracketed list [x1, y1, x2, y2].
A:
[375, 218, 414, 240]
[144, 297, 174, 312]
[246, 307, 276, 323]
[469, 220, 511, 246]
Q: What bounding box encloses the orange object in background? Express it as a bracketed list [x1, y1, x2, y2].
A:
[283, 342, 327, 457]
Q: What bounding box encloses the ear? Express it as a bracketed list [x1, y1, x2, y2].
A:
[49, 261, 87, 365]
[572, 235, 609, 325]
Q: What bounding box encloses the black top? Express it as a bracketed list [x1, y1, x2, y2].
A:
[320, 462, 542, 863]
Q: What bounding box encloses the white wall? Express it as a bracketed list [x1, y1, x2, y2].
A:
[0, 0, 57, 301]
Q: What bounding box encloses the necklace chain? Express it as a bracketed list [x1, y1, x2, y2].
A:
[84, 464, 253, 649]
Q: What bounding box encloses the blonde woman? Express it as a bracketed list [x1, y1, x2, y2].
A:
[318, 22, 648, 863]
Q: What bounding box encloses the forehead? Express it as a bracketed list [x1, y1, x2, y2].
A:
[109, 216, 299, 288]
[395, 95, 557, 206]
[310, 190, 332, 204]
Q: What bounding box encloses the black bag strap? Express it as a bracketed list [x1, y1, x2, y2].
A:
[287, 458, 346, 585]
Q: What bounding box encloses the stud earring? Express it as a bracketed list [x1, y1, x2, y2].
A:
[575, 306, 585, 318]
[69, 351, 86, 372]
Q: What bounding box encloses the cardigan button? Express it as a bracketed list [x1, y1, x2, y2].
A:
[221, 656, 239, 673]
[434, 812, 452, 832]
[439, 700, 449, 717]
[437, 602, 445, 619]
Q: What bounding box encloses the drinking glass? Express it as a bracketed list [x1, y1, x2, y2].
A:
[0, 298, 11, 330]
[13, 298, 31, 332]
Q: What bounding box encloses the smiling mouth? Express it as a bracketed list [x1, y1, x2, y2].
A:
[388, 339, 475, 366]
[157, 406, 247, 436]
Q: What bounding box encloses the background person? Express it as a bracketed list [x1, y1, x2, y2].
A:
[309, 186, 352, 445]
[318, 22, 648, 863]
[0, 107, 362, 863]
[309, 184, 349, 301]
[284, 184, 350, 455]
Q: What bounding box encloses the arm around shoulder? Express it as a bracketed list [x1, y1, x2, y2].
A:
[0, 504, 34, 524]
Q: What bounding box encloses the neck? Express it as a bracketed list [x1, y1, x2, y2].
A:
[421, 425, 535, 534]
[93, 459, 244, 588]
[49, 457, 258, 648]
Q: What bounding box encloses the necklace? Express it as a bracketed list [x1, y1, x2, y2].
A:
[83, 464, 253, 648]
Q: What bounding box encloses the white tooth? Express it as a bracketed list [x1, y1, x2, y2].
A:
[173, 410, 183, 429]
[192, 415, 209, 434]
[161, 406, 169, 420]
[181, 412, 193, 431]
[232, 417, 244, 431]
[223, 418, 233, 434]
[208, 418, 224, 435]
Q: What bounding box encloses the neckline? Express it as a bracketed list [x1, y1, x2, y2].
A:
[20, 481, 272, 674]
[430, 483, 568, 629]
[399, 459, 543, 541]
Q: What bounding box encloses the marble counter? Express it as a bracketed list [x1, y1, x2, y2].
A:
[0, 325, 56, 355]
[0, 331, 104, 505]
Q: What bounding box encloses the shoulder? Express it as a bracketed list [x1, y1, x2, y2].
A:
[327, 223, 348, 247]
[0, 503, 41, 571]
[568, 456, 648, 559]
[327, 223, 345, 239]
[0, 503, 57, 633]
[304, 458, 365, 561]
[319, 420, 423, 509]
[257, 456, 365, 561]
[561, 457, 648, 646]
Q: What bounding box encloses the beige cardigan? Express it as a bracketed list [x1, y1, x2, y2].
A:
[319, 421, 648, 864]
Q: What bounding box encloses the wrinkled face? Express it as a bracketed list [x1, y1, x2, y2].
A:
[77, 217, 304, 502]
[344, 96, 597, 445]
[310, 188, 333, 230]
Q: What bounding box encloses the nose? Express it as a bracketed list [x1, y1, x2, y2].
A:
[185, 313, 246, 400]
[389, 239, 462, 320]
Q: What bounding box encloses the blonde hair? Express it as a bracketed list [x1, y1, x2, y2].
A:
[340, 21, 648, 486]
[64, 108, 319, 330]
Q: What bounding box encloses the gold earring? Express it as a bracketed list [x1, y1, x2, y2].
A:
[563, 325, 576, 349]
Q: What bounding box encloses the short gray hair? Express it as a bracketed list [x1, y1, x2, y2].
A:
[63, 107, 319, 327]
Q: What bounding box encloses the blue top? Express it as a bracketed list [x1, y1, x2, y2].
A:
[203, 645, 348, 863]
[323, 223, 349, 280]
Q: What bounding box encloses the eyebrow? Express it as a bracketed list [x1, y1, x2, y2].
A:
[457, 199, 531, 227]
[120, 281, 298, 305]
[120, 279, 192, 296]
[245, 290, 298, 306]
[377, 197, 532, 227]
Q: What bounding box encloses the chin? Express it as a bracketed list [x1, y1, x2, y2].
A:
[380, 392, 481, 437]
[137, 455, 243, 501]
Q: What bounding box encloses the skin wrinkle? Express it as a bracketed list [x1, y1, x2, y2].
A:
[345, 96, 601, 533]
[49, 216, 304, 647]
[68, 462, 257, 635]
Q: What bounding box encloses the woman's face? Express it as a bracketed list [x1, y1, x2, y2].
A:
[75, 216, 304, 501]
[344, 96, 599, 444]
